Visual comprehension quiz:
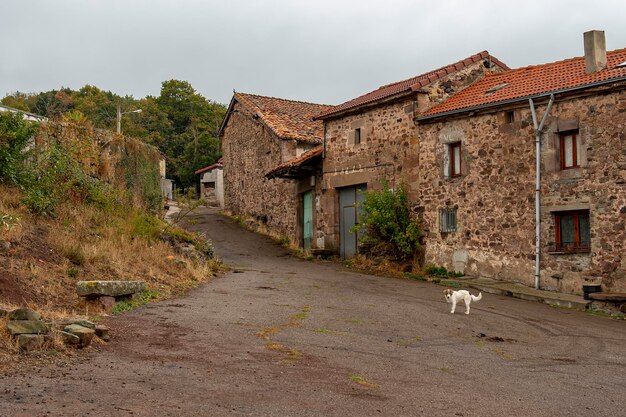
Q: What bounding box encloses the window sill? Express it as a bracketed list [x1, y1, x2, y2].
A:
[548, 250, 590, 255]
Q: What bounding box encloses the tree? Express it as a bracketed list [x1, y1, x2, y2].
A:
[2, 80, 227, 190]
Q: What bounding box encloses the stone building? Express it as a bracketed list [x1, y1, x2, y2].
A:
[219, 92, 332, 241]
[195, 160, 223, 208]
[411, 31, 626, 294]
[312, 52, 508, 257]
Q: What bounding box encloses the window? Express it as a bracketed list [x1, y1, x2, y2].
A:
[440, 207, 457, 233]
[553, 210, 590, 253]
[559, 131, 580, 170]
[354, 128, 361, 145]
[506, 111, 515, 124]
[449, 142, 462, 177]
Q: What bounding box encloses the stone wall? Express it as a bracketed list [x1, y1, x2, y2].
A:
[221, 101, 302, 241]
[319, 98, 417, 251]
[318, 60, 505, 253]
[411, 87, 626, 294]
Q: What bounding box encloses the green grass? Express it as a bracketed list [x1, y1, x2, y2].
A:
[439, 280, 461, 288]
[112, 290, 159, 315]
[404, 272, 426, 281]
[586, 308, 625, 320]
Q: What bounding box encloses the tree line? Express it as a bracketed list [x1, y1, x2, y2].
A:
[1, 80, 226, 189]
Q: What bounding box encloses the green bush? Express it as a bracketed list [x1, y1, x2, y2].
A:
[0, 112, 39, 185]
[354, 180, 421, 261]
[425, 264, 464, 278]
[131, 213, 163, 241]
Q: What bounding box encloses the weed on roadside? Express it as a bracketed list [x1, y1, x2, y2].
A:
[586, 308, 625, 320]
[112, 290, 159, 315]
[404, 272, 426, 281]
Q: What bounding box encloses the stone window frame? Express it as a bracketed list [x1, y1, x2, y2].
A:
[551, 209, 591, 253]
[445, 141, 462, 178]
[348, 119, 366, 146]
[558, 130, 581, 170]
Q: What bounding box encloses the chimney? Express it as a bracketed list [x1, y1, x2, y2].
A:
[584, 30, 607, 74]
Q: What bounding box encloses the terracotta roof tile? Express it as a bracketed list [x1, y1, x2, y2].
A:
[314, 51, 508, 120]
[420, 48, 626, 119]
[234, 93, 333, 144]
[194, 162, 222, 175]
[265, 146, 323, 179]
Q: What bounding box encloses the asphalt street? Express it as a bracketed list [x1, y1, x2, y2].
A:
[1, 207, 624, 417]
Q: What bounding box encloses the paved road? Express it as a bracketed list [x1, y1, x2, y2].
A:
[1, 207, 624, 417]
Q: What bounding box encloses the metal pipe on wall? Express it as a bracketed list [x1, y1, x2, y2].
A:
[529, 94, 555, 289]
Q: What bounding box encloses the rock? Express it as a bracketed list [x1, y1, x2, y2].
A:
[68, 319, 96, 330]
[63, 324, 95, 348]
[0, 240, 10, 253]
[7, 320, 48, 335]
[99, 296, 116, 313]
[95, 325, 110, 341]
[59, 331, 81, 346]
[76, 281, 145, 297]
[16, 334, 45, 352]
[0, 307, 9, 317]
[9, 307, 41, 321]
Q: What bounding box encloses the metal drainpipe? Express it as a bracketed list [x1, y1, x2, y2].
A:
[528, 94, 555, 289]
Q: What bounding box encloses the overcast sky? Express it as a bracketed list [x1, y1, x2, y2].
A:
[1, 0, 625, 107]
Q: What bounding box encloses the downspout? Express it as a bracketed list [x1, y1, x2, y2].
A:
[528, 94, 554, 289]
[322, 121, 327, 159]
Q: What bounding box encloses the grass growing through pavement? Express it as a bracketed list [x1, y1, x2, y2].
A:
[349, 373, 378, 388]
[256, 306, 311, 365]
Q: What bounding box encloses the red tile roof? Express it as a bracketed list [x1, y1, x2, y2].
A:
[232, 93, 333, 144]
[265, 146, 323, 179]
[315, 51, 509, 119]
[194, 162, 222, 175]
[419, 48, 626, 119]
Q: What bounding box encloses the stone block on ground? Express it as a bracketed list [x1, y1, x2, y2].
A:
[0, 307, 9, 317]
[76, 281, 145, 298]
[7, 320, 48, 335]
[59, 331, 80, 346]
[95, 325, 110, 341]
[67, 319, 96, 330]
[63, 324, 95, 348]
[9, 307, 41, 321]
[17, 334, 46, 352]
[84, 296, 116, 314]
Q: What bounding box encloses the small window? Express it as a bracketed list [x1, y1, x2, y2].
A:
[553, 210, 590, 253]
[449, 142, 462, 177]
[506, 111, 515, 124]
[559, 131, 580, 170]
[354, 128, 361, 145]
[440, 207, 457, 233]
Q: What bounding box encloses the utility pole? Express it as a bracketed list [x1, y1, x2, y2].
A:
[116, 103, 142, 134]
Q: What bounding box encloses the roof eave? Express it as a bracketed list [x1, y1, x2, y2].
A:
[315, 90, 416, 120]
[217, 95, 237, 137]
[415, 76, 626, 123]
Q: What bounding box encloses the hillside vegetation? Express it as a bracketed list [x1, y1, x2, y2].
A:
[2, 80, 226, 188]
[0, 111, 219, 365]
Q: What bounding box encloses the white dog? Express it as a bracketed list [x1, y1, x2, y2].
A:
[443, 288, 482, 314]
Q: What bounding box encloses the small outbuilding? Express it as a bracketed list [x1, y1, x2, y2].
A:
[195, 160, 223, 208]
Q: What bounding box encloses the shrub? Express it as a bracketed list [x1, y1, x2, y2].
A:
[425, 264, 464, 278]
[0, 112, 39, 185]
[353, 180, 421, 261]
